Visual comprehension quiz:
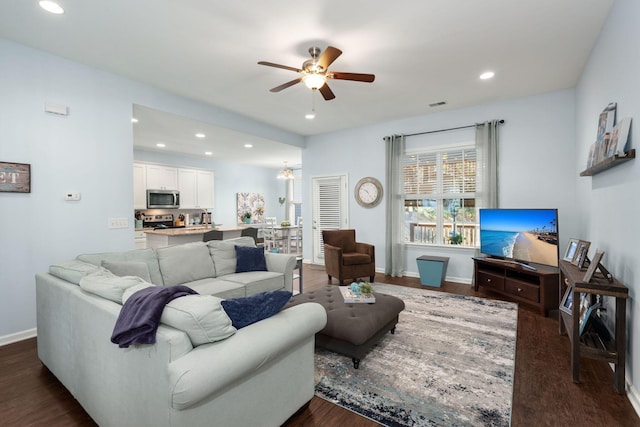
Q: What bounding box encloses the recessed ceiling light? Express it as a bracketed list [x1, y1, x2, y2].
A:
[244, 144, 253, 148]
[39, 1, 64, 14]
[480, 71, 495, 80]
[195, 133, 206, 138]
[156, 143, 166, 148]
[131, 117, 139, 123]
[204, 151, 213, 156]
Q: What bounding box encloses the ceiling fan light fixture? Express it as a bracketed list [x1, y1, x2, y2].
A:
[303, 73, 326, 90]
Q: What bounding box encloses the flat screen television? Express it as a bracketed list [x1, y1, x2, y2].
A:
[479, 208, 559, 268]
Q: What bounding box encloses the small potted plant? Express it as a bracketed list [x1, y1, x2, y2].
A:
[243, 211, 252, 224]
[449, 232, 463, 245]
[358, 281, 374, 296]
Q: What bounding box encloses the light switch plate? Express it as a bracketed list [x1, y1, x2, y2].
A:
[64, 192, 81, 201]
[108, 218, 129, 229]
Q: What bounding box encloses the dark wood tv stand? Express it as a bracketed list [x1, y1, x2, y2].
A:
[473, 257, 559, 316]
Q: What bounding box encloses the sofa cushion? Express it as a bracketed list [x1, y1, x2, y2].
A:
[77, 248, 164, 286]
[223, 271, 285, 296]
[207, 237, 255, 276]
[122, 282, 155, 303]
[160, 295, 236, 346]
[101, 260, 152, 283]
[49, 259, 103, 285]
[186, 278, 246, 299]
[156, 242, 216, 287]
[79, 269, 150, 304]
[221, 290, 292, 329]
[235, 245, 267, 273]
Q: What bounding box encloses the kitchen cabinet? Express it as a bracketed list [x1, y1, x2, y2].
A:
[133, 163, 147, 209]
[178, 168, 214, 209]
[145, 165, 178, 190]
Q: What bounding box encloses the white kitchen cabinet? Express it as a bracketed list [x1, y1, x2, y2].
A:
[133, 163, 147, 209]
[196, 170, 214, 208]
[146, 165, 178, 190]
[178, 168, 214, 209]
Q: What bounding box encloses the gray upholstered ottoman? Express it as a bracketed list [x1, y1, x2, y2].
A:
[285, 285, 405, 368]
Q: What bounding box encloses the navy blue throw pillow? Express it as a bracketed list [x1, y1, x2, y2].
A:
[221, 290, 293, 329]
[235, 245, 268, 273]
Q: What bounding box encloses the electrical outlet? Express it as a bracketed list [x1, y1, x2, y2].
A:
[108, 218, 129, 229]
[64, 192, 81, 201]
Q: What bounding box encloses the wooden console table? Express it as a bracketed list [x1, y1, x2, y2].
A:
[558, 260, 628, 393]
[473, 257, 559, 316]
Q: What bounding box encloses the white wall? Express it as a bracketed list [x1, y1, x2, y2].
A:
[303, 89, 578, 282]
[0, 38, 302, 341]
[575, 0, 640, 407]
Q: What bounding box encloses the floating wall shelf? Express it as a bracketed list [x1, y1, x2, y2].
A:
[580, 149, 635, 176]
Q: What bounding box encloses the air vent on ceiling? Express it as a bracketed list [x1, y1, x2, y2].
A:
[429, 101, 447, 108]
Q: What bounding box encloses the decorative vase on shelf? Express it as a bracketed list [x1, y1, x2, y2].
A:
[245, 217, 252, 224]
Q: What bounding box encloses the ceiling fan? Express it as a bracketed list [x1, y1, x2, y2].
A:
[258, 46, 375, 100]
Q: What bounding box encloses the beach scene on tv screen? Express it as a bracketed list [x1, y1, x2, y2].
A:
[480, 209, 559, 267]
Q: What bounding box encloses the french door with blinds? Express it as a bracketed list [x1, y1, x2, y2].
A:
[311, 174, 348, 264]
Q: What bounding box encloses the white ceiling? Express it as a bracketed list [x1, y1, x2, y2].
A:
[0, 0, 613, 167]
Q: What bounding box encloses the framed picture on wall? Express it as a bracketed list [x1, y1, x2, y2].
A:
[0, 161, 30, 193]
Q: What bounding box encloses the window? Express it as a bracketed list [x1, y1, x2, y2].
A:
[403, 146, 477, 246]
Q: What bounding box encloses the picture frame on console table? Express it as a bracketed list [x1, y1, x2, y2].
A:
[571, 240, 591, 269]
[583, 250, 605, 283]
[579, 302, 601, 336]
[559, 287, 573, 315]
[563, 238, 580, 262]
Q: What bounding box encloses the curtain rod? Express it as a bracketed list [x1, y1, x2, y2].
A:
[402, 119, 505, 138]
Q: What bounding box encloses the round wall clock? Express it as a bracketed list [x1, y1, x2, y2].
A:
[354, 177, 383, 208]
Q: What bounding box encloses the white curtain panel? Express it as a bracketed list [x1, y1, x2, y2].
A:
[384, 134, 405, 277]
[475, 120, 500, 210]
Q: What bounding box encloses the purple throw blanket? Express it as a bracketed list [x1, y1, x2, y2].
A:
[111, 285, 198, 348]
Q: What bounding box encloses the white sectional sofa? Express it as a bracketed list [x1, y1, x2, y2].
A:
[35, 237, 327, 427]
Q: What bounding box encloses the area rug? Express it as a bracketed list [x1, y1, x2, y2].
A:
[314, 283, 518, 427]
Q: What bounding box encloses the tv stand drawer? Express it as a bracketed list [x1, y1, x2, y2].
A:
[505, 281, 539, 303]
[476, 271, 504, 291]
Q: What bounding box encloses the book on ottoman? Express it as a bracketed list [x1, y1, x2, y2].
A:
[339, 286, 376, 303]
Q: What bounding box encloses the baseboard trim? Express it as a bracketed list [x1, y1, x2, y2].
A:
[626, 375, 640, 419]
[0, 328, 37, 347]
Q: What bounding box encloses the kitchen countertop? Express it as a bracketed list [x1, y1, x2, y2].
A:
[143, 225, 246, 236]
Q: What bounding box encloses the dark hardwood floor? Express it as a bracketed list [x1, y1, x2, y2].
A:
[1, 264, 638, 426]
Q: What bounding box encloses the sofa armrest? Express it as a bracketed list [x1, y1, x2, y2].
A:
[355, 242, 375, 262]
[264, 253, 296, 292]
[168, 302, 327, 410]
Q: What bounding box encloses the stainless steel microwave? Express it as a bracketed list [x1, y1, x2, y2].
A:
[147, 189, 180, 209]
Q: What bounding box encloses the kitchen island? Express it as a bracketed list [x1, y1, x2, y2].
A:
[144, 225, 249, 248]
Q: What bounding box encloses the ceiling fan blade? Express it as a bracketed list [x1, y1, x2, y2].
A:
[318, 83, 336, 101]
[329, 72, 375, 83]
[270, 78, 302, 92]
[317, 46, 342, 71]
[258, 61, 302, 73]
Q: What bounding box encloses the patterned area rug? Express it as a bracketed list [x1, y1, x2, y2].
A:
[314, 283, 518, 427]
